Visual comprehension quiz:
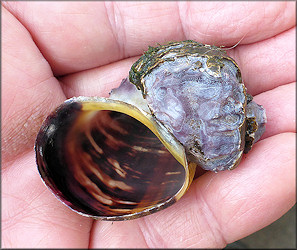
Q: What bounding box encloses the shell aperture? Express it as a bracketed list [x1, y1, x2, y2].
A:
[35, 97, 192, 220]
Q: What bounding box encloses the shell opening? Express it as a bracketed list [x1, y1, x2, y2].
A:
[36, 98, 189, 220]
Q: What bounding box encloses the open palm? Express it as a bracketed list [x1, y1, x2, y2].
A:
[2, 2, 295, 248]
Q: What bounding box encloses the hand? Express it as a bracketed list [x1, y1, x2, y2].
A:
[2, 1, 295, 248]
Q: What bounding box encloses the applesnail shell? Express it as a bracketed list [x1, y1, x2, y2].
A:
[35, 40, 266, 220]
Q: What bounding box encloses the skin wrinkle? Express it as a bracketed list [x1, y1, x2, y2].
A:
[219, 172, 264, 225]
[140, 216, 169, 248]
[194, 182, 227, 247]
[203, 8, 215, 41]
[3, 168, 52, 231]
[19, 216, 82, 248]
[34, 234, 50, 249]
[230, 189, 287, 239]
[202, 168, 253, 242]
[1, 77, 16, 122]
[104, 2, 124, 59]
[90, 220, 151, 248]
[2, 4, 50, 65]
[170, 211, 198, 246]
[230, 199, 264, 227]
[91, 223, 113, 248]
[2, 82, 36, 124]
[2, 236, 13, 249]
[87, 220, 96, 249]
[4, 53, 41, 81]
[3, 166, 92, 248]
[191, 2, 293, 45]
[135, 220, 151, 248]
[175, 2, 186, 40]
[59, 77, 77, 97]
[168, 191, 211, 247]
[3, 204, 45, 234]
[267, 2, 286, 27]
[2, 113, 41, 163]
[234, 5, 258, 36]
[179, 3, 221, 44]
[2, 193, 32, 231]
[178, 2, 211, 39]
[36, 215, 86, 236]
[182, 230, 204, 248]
[171, 203, 207, 247]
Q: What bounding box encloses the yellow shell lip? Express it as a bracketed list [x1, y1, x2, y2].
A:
[36, 96, 195, 220]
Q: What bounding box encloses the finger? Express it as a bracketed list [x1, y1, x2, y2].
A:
[2, 6, 92, 248]
[1, 6, 65, 164]
[61, 27, 295, 100]
[197, 132, 296, 244]
[228, 27, 295, 95]
[90, 133, 295, 248]
[61, 60, 295, 142]
[2, 152, 93, 248]
[2, 1, 183, 75]
[178, 1, 295, 46]
[60, 57, 136, 98]
[4, 1, 295, 75]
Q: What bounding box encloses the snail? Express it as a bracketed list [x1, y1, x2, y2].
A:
[35, 40, 266, 220]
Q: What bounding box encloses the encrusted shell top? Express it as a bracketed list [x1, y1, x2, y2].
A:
[129, 40, 248, 171]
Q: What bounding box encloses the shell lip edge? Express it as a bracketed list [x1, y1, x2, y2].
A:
[34, 95, 194, 221]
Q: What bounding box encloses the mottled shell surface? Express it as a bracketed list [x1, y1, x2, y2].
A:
[129, 40, 265, 171]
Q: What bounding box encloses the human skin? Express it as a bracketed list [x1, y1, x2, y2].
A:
[2, 1, 296, 248]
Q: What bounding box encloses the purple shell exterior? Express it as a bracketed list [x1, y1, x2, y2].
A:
[129, 40, 266, 172]
[144, 56, 245, 171]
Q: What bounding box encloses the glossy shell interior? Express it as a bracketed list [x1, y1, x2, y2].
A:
[35, 97, 194, 220]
